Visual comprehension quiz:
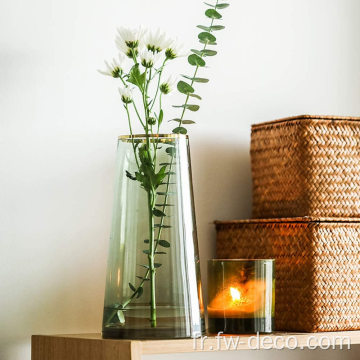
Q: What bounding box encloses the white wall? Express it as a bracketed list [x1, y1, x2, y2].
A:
[1, 0, 360, 359]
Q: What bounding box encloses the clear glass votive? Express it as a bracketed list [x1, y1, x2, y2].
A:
[207, 259, 275, 334]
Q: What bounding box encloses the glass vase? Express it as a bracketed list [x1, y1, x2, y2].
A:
[102, 134, 204, 339]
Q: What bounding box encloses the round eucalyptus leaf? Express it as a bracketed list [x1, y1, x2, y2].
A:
[188, 54, 206, 67]
[198, 32, 216, 43]
[177, 80, 195, 94]
[205, 9, 222, 19]
[173, 127, 188, 134]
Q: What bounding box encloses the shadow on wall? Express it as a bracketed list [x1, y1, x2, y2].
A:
[190, 137, 252, 306]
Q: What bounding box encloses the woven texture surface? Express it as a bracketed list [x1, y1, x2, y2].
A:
[251, 115, 360, 218]
[215, 219, 360, 332]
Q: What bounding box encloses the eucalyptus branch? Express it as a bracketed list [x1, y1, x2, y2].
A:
[172, 0, 228, 133]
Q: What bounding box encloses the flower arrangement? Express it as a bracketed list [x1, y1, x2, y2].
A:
[100, 1, 229, 329]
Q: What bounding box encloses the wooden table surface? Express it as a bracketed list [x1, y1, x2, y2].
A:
[31, 331, 360, 360]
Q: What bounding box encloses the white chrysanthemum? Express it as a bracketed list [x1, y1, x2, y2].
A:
[116, 26, 146, 57]
[118, 87, 133, 104]
[165, 40, 188, 60]
[145, 29, 172, 53]
[139, 48, 160, 68]
[98, 53, 127, 78]
[160, 75, 177, 94]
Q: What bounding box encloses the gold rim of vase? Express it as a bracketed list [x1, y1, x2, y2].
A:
[208, 259, 275, 262]
[118, 134, 189, 140]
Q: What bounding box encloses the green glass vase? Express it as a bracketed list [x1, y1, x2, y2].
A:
[102, 134, 204, 339]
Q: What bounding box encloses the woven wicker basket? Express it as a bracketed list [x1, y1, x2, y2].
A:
[215, 217, 360, 332]
[251, 115, 360, 218]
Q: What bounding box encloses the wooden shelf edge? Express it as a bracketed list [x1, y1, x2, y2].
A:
[31, 331, 360, 360]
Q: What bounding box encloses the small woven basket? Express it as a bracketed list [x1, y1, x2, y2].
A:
[215, 217, 360, 332]
[251, 115, 360, 218]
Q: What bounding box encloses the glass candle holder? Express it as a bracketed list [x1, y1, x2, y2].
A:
[207, 259, 275, 334]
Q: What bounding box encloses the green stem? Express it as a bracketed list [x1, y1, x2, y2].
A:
[125, 104, 140, 169]
[147, 189, 156, 327]
[132, 102, 146, 130]
[119, 74, 146, 130]
[150, 59, 167, 112]
[178, 0, 218, 126]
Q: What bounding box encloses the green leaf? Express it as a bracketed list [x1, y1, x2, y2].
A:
[154, 224, 171, 228]
[154, 166, 168, 187]
[156, 192, 176, 196]
[201, 49, 217, 56]
[191, 49, 217, 57]
[127, 64, 146, 90]
[177, 80, 195, 95]
[204, 1, 229, 8]
[199, 39, 217, 45]
[170, 118, 196, 124]
[125, 170, 136, 180]
[205, 8, 222, 19]
[154, 263, 162, 268]
[153, 208, 166, 217]
[211, 25, 225, 30]
[197, 25, 212, 31]
[191, 49, 203, 56]
[189, 94, 202, 100]
[217, 3, 230, 9]
[136, 287, 143, 298]
[182, 75, 209, 83]
[173, 127, 187, 134]
[188, 54, 206, 67]
[117, 310, 125, 324]
[166, 147, 176, 156]
[143, 249, 150, 255]
[140, 264, 149, 269]
[155, 251, 167, 254]
[158, 109, 163, 126]
[144, 239, 150, 243]
[155, 203, 174, 207]
[197, 25, 225, 31]
[129, 282, 136, 292]
[198, 32, 216, 43]
[158, 240, 171, 248]
[159, 162, 172, 166]
[173, 104, 200, 112]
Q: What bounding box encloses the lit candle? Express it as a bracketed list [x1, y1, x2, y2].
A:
[207, 259, 275, 334]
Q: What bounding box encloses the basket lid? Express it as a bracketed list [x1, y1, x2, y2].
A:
[252, 115, 360, 129]
[214, 217, 360, 225]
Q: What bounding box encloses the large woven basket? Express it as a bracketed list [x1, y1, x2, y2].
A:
[215, 217, 360, 332]
[251, 115, 360, 218]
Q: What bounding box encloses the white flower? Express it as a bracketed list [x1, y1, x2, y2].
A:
[139, 48, 160, 68]
[145, 29, 172, 53]
[118, 87, 133, 104]
[165, 40, 188, 60]
[98, 53, 127, 78]
[116, 26, 146, 58]
[160, 75, 177, 94]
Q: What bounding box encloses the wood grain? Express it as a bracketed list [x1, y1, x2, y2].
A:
[31, 331, 360, 360]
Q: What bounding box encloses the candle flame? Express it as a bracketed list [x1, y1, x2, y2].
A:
[230, 287, 241, 301]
